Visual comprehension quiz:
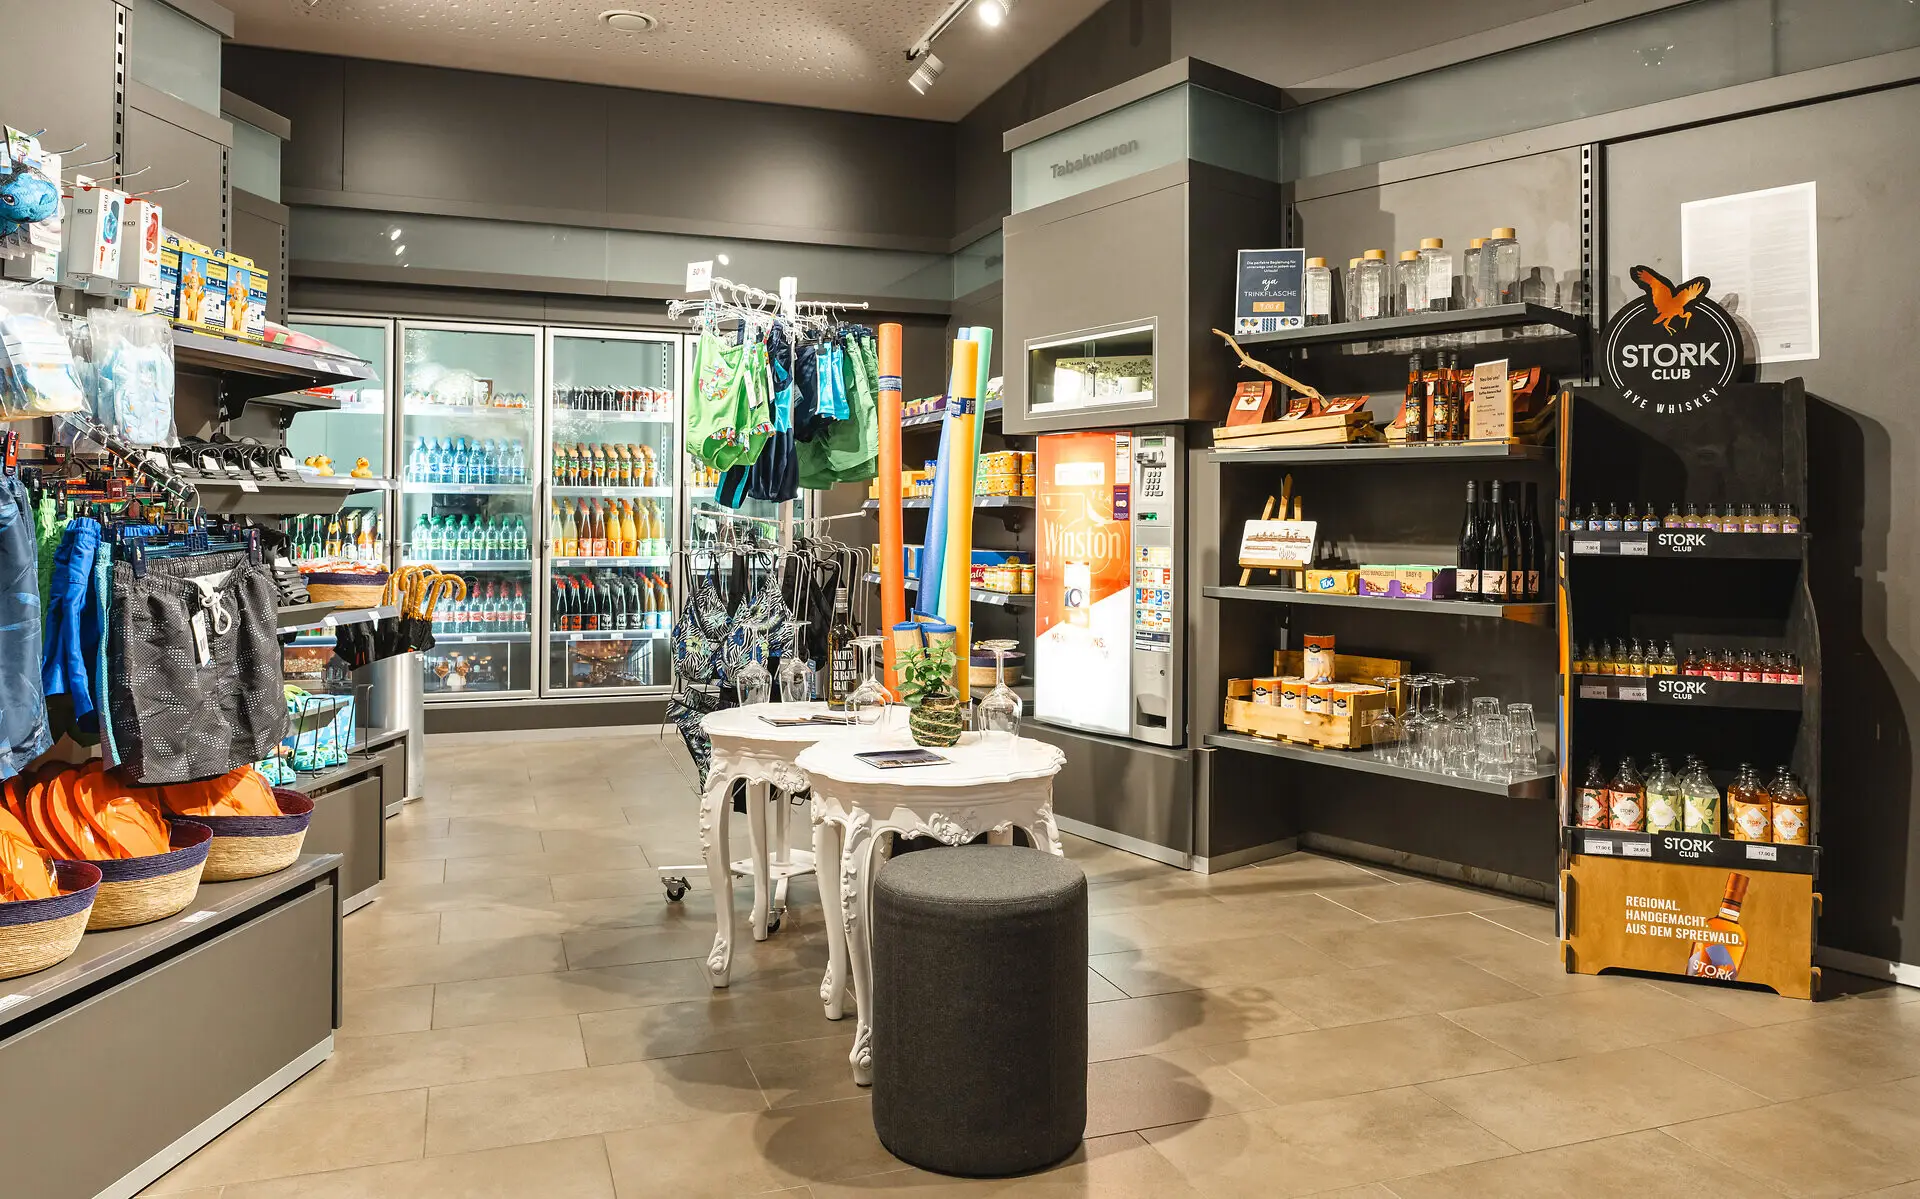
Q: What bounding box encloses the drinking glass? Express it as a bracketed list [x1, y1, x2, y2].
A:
[1506, 702, 1539, 769]
[1471, 695, 1502, 720]
[1371, 675, 1406, 763]
[1405, 676, 1441, 770]
[974, 639, 1023, 740]
[844, 635, 893, 724]
[1445, 676, 1478, 722]
[1441, 721, 1477, 777]
[737, 639, 773, 707]
[776, 619, 815, 702]
[1474, 713, 1512, 781]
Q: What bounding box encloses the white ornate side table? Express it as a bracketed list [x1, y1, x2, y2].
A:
[697, 702, 861, 993]
[795, 730, 1067, 1085]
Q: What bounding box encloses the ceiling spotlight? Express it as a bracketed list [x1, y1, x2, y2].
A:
[598, 9, 658, 33]
[909, 53, 945, 95]
[387, 227, 401, 241]
[393, 244, 406, 256]
[716, 254, 730, 266]
[977, 0, 1010, 27]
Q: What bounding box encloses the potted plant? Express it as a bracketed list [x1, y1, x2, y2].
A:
[898, 637, 964, 748]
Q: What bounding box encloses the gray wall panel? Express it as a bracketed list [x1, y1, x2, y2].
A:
[124, 105, 228, 246]
[1603, 84, 1920, 968]
[0, 0, 120, 173]
[220, 48, 346, 193]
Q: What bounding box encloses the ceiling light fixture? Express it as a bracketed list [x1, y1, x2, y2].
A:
[906, 0, 1006, 94]
[393, 244, 406, 256]
[598, 9, 658, 33]
[387, 228, 402, 241]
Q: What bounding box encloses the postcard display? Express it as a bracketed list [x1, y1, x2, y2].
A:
[1557, 376, 1820, 998]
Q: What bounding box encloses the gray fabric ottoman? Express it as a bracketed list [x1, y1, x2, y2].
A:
[871, 843, 1088, 1176]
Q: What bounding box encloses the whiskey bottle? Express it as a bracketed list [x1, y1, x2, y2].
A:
[1779, 503, 1801, 534]
[1656, 641, 1679, 676]
[825, 594, 859, 711]
[1664, 503, 1684, 530]
[1681, 756, 1722, 835]
[1608, 757, 1646, 832]
[1685, 873, 1751, 982]
[1645, 756, 1683, 833]
[1575, 758, 1608, 828]
[1727, 764, 1772, 842]
[1769, 769, 1811, 845]
[1402, 355, 1427, 443]
[1456, 481, 1483, 599]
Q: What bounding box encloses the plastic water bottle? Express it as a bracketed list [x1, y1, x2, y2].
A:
[511, 515, 529, 560]
[508, 440, 525, 485]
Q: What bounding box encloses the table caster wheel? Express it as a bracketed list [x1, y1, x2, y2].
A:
[662, 877, 690, 902]
[766, 909, 783, 935]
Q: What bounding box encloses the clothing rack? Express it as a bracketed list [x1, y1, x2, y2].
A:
[31, 412, 201, 512]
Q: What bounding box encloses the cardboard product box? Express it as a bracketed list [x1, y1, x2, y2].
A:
[136, 232, 187, 318]
[1356, 567, 1400, 598]
[1358, 565, 1457, 600]
[1304, 568, 1358, 595]
[116, 199, 164, 292]
[218, 252, 256, 337]
[174, 238, 214, 327]
[246, 261, 271, 340]
[201, 252, 231, 333]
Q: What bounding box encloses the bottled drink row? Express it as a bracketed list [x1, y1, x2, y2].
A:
[551, 498, 668, 559]
[552, 570, 672, 633]
[1577, 756, 1810, 845]
[1575, 641, 1803, 684]
[1456, 479, 1549, 602]
[552, 442, 662, 489]
[410, 514, 532, 563]
[553, 386, 674, 414]
[1304, 226, 1533, 324]
[432, 579, 530, 635]
[404, 387, 531, 410]
[406, 437, 530, 486]
[1403, 353, 1470, 442]
[688, 457, 721, 488]
[1570, 501, 1801, 534]
[289, 511, 384, 564]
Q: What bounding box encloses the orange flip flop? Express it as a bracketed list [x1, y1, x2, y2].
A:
[26, 771, 83, 859]
[84, 772, 171, 859]
[0, 807, 56, 901]
[66, 768, 128, 861]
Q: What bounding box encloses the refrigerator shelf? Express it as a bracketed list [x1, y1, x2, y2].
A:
[402, 405, 533, 420]
[549, 409, 675, 424]
[551, 485, 675, 498]
[401, 482, 531, 495]
[550, 629, 668, 642]
[551, 556, 671, 568]
[403, 558, 533, 571]
[432, 631, 533, 644]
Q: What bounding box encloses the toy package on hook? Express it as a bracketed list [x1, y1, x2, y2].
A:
[0, 281, 85, 418]
[89, 307, 175, 444]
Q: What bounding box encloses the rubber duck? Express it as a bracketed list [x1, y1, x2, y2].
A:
[349, 457, 373, 479]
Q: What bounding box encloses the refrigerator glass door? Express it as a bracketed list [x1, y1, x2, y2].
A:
[398, 321, 542, 701]
[283, 316, 394, 573]
[1034, 430, 1134, 737]
[543, 328, 681, 695]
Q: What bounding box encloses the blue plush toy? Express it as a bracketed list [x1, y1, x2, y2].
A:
[0, 161, 59, 237]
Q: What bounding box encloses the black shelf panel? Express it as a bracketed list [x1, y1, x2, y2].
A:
[1211, 440, 1552, 465]
[1574, 676, 1806, 710]
[1205, 732, 1555, 799]
[1568, 531, 1805, 559]
[1237, 303, 1586, 351]
[1566, 826, 1817, 875]
[1205, 584, 1551, 621]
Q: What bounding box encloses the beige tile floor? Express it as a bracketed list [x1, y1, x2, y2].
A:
[139, 729, 1920, 1198]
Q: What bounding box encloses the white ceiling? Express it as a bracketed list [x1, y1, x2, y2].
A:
[223, 0, 1110, 120]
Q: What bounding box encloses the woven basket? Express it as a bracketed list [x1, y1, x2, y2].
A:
[0, 861, 102, 981]
[305, 571, 389, 607]
[84, 820, 212, 930]
[198, 791, 315, 882]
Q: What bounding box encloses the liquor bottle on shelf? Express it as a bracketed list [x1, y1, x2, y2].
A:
[1627, 639, 1648, 679]
[1770, 769, 1810, 845]
[1646, 756, 1683, 833]
[1681, 756, 1722, 835]
[1479, 479, 1510, 602]
[1502, 480, 1525, 600]
[1685, 872, 1750, 981]
[1576, 758, 1608, 828]
[1401, 355, 1426, 442]
[1429, 352, 1458, 441]
[1456, 481, 1482, 599]
[1778, 651, 1803, 685]
[1779, 503, 1801, 534]
[1520, 481, 1543, 601]
[1623, 503, 1643, 535]
[1607, 757, 1645, 832]
[1655, 642, 1678, 675]
[1727, 764, 1771, 842]
[1603, 502, 1622, 533]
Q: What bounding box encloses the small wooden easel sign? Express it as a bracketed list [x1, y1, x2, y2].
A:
[1239, 479, 1315, 587]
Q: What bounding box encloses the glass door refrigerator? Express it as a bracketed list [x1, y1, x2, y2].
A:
[542, 328, 682, 696]
[397, 320, 542, 701]
[282, 316, 395, 573]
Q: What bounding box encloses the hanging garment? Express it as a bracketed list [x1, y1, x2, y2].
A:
[0, 476, 51, 780]
[686, 330, 774, 471]
[107, 548, 288, 785]
[41, 517, 101, 734]
[798, 330, 882, 488]
[670, 558, 732, 686]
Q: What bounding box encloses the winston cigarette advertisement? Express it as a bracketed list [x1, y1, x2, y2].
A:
[1035, 432, 1132, 737]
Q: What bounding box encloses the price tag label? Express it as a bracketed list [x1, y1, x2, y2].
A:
[685, 259, 713, 292]
[0, 994, 29, 1014]
[179, 910, 218, 924]
[239, 479, 260, 493]
[1623, 840, 1653, 858]
[1616, 684, 1649, 702]
[1746, 844, 1779, 862]
[1584, 839, 1616, 855]
[1578, 683, 1610, 700]
[1621, 539, 1650, 556]
[1572, 538, 1603, 555]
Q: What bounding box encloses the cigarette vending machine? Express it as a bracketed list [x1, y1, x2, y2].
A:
[1033, 425, 1184, 746]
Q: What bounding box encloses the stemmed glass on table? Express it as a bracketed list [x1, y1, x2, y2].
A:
[737, 637, 774, 707]
[777, 619, 816, 703]
[974, 639, 1023, 741]
[844, 636, 894, 725]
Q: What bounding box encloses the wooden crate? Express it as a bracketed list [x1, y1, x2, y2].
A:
[1222, 650, 1407, 750]
[1214, 410, 1377, 450]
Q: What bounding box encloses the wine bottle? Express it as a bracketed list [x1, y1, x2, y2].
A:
[1503, 479, 1526, 600]
[1456, 480, 1483, 599]
[826, 594, 858, 711]
[1480, 480, 1510, 601]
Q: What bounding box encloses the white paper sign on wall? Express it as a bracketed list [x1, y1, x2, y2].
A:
[685, 260, 714, 292]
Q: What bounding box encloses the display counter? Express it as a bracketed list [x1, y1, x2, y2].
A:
[0, 856, 344, 1199]
[294, 727, 407, 912]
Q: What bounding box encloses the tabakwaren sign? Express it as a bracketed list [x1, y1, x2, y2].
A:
[1602, 266, 1743, 414]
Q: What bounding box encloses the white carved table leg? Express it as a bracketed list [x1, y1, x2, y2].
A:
[747, 780, 772, 942]
[839, 812, 881, 1086]
[700, 768, 737, 988]
[814, 808, 848, 1020]
[772, 788, 793, 915]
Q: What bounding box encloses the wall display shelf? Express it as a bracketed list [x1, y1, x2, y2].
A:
[174, 326, 377, 409]
[0, 855, 342, 1199]
[901, 398, 1004, 429]
[863, 572, 1030, 609]
[1210, 440, 1554, 465]
[195, 474, 387, 517]
[862, 495, 1033, 511]
[1559, 380, 1819, 1000]
[1204, 584, 1552, 623]
[1205, 732, 1555, 799]
[1568, 531, 1805, 559]
[282, 604, 400, 641]
[1236, 303, 1587, 352]
[552, 485, 675, 499]
[1574, 676, 1805, 710]
[276, 600, 341, 629]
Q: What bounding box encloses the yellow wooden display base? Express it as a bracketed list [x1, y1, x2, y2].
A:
[1562, 855, 1820, 1000]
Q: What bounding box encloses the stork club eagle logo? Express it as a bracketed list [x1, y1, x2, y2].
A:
[1602, 266, 1743, 414]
